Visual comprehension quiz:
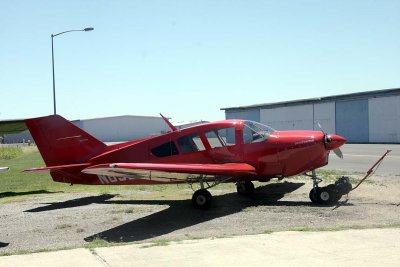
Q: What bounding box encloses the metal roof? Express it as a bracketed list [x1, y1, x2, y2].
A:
[74, 114, 165, 122]
[221, 87, 400, 111]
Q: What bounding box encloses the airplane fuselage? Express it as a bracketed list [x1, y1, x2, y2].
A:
[47, 119, 345, 185]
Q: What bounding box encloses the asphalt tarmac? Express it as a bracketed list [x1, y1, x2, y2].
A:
[323, 144, 400, 174]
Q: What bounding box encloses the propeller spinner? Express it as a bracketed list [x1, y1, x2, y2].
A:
[316, 122, 346, 159]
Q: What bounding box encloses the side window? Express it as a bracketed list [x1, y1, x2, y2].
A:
[177, 134, 206, 154]
[151, 141, 179, 157]
[206, 127, 235, 148]
[243, 125, 254, 144]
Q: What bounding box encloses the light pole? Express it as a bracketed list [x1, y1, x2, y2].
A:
[51, 27, 94, 115]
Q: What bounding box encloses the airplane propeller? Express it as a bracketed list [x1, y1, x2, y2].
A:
[316, 122, 344, 159]
[333, 148, 343, 159]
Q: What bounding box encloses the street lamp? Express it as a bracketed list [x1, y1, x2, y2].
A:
[51, 27, 94, 115]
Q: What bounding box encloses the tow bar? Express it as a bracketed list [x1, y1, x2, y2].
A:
[351, 150, 392, 192]
[333, 150, 392, 202]
[310, 150, 392, 205]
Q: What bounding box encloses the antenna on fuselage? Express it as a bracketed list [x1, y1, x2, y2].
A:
[160, 113, 177, 132]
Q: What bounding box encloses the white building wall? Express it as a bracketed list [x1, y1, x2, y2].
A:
[369, 96, 400, 143]
[174, 121, 208, 130]
[260, 104, 314, 130]
[313, 102, 335, 133]
[81, 116, 168, 142]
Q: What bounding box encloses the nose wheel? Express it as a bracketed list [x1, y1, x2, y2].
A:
[309, 186, 337, 205]
[308, 171, 352, 205]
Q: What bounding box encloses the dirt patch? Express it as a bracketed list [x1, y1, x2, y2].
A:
[0, 175, 399, 254]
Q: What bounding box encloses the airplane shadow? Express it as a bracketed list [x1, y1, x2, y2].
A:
[84, 182, 305, 243]
[24, 194, 117, 213]
[0, 242, 9, 248]
[20, 182, 310, 244]
[0, 190, 61, 199]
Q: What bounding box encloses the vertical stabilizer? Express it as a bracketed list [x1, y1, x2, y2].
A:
[160, 113, 177, 132]
[25, 115, 107, 166]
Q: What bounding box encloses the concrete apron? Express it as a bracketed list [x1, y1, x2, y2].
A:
[0, 228, 399, 267]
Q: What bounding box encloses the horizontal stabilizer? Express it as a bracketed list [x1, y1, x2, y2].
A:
[0, 167, 9, 173]
[24, 163, 91, 172]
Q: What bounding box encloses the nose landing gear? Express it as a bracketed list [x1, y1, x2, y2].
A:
[308, 170, 352, 205]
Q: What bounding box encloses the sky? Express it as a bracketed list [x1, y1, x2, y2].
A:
[1, 1, 399, 122]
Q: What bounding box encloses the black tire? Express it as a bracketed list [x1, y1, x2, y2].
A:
[192, 189, 212, 209]
[309, 188, 319, 204]
[236, 181, 255, 196]
[316, 186, 337, 205]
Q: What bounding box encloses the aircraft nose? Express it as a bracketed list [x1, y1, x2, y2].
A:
[325, 134, 346, 150]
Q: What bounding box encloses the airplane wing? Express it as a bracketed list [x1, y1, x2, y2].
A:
[0, 119, 27, 135]
[82, 163, 257, 183]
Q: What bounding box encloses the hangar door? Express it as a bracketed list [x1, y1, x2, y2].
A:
[313, 102, 335, 133]
[261, 105, 314, 130]
[369, 96, 400, 143]
[336, 100, 369, 143]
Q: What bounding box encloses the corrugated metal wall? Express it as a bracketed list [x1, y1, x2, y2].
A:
[313, 102, 335, 133]
[225, 109, 260, 121]
[336, 100, 369, 143]
[260, 105, 314, 130]
[81, 116, 168, 142]
[369, 96, 400, 143]
[224, 93, 400, 143]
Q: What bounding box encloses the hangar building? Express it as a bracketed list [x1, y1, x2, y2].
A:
[73, 115, 169, 142]
[221, 88, 400, 143]
[3, 115, 170, 143]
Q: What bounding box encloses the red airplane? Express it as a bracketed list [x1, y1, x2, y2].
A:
[25, 114, 347, 209]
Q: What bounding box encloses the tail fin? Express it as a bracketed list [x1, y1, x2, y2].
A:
[25, 115, 107, 166]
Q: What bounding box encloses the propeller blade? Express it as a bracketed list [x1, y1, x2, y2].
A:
[317, 122, 323, 132]
[333, 148, 343, 159]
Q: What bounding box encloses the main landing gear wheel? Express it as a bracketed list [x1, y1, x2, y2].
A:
[236, 181, 255, 196]
[192, 189, 212, 209]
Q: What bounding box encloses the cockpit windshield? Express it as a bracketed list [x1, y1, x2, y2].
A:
[243, 121, 275, 144]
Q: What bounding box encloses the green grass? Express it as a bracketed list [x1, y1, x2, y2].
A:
[140, 240, 170, 248]
[0, 146, 374, 202]
[0, 146, 23, 160]
[0, 147, 122, 200]
[284, 223, 400, 233]
[84, 237, 113, 249]
[55, 224, 74, 230]
[0, 147, 198, 202]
